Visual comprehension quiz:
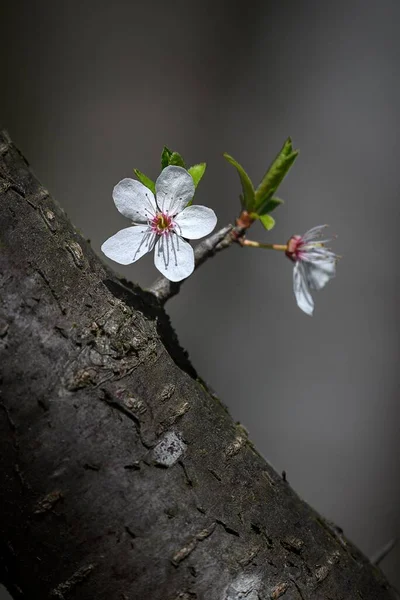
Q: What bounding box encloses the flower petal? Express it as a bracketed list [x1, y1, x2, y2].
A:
[293, 261, 314, 316]
[154, 233, 194, 281]
[304, 258, 336, 291]
[155, 166, 195, 215]
[101, 226, 155, 265]
[301, 247, 337, 262]
[174, 205, 217, 239]
[113, 178, 157, 223]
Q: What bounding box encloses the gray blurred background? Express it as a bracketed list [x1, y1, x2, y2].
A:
[1, 0, 399, 596]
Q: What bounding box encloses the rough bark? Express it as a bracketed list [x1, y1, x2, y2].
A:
[0, 129, 395, 600]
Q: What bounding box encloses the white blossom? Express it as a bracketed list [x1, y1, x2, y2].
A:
[285, 225, 338, 316]
[101, 166, 217, 282]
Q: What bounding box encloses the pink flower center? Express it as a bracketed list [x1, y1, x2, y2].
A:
[285, 235, 303, 262]
[151, 212, 174, 236]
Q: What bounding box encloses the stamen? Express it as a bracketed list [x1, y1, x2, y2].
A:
[169, 192, 175, 215]
[164, 233, 170, 268]
[174, 220, 182, 236]
[302, 225, 329, 243]
[133, 227, 152, 260]
[148, 232, 156, 250]
[144, 193, 156, 217]
[170, 232, 178, 266]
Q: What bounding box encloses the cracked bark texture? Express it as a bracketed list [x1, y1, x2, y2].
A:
[0, 130, 395, 600]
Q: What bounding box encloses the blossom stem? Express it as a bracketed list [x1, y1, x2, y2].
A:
[241, 239, 287, 251]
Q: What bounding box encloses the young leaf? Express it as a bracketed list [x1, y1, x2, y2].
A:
[259, 213, 276, 230]
[169, 151, 186, 168]
[254, 138, 298, 210]
[223, 153, 255, 211]
[257, 196, 284, 216]
[188, 163, 206, 188]
[280, 137, 293, 157]
[133, 169, 156, 194]
[161, 146, 173, 169]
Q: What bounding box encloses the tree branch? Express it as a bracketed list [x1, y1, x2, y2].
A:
[0, 130, 396, 600]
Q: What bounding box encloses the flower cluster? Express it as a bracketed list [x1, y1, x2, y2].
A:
[285, 225, 338, 316]
[101, 160, 339, 316]
[102, 166, 217, 282]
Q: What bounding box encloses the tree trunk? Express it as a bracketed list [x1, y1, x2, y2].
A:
[0, 129, 395, 600]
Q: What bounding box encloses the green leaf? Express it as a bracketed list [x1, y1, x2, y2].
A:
[133, 169, 156, 194]
[161, 146, 173, 169]
[223, 153, 255, 211]
[258, 196, 284, 215]
[161, 147, 186, 169]
[168, 151, 186, 168]
[254, 138, 298, 210]
[188, 163, 207, 188]
[259, 213, 276, 230]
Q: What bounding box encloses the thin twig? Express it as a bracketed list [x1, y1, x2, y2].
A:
[148, 224, 234, 304]
[371, 538, 398, 566]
